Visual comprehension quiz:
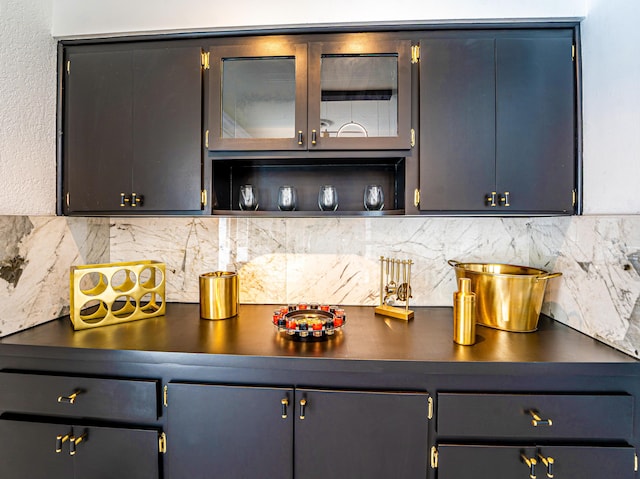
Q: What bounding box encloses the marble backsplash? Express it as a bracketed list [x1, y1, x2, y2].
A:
[0, 216, 109, 336]
[2, 214, 640, 359]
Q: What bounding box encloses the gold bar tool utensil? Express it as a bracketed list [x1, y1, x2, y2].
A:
[374, 256, 414, 320]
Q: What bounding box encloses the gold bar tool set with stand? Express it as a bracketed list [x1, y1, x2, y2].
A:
[374, 256, 414, 320]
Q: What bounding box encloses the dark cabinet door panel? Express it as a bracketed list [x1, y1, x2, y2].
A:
[166, 383, 293, 479]
[419, 38, 496, 211]
[496, 36, 575, 212]
[294, 389, 429, 479]
[72, 425, 160, 479]
[0, 420, 74, 478]
[65, 50, 133, 212]
[132, 46, 203, 212]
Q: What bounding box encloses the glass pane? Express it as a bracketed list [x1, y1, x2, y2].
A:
[320, 54, 398, 138]
[222, 57, 296, 139]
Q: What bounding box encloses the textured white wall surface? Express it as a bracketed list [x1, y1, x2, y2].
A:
[0, 0, 56, 215]
[51, 0, 586, 38]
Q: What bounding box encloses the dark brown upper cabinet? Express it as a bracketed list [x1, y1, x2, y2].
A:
[61, 42, 204, 215]
[206, 34, 413, 152]
[417, 29, 576, 214]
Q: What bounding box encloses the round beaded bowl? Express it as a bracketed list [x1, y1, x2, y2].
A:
[272, 303, 346, 341]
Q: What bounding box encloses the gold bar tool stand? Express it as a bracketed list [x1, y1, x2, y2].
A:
[374, 256, 414, 320]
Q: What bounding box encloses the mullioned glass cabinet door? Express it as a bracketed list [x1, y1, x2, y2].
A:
[208, 42, 308, 151]
[307, 38, 413, 150]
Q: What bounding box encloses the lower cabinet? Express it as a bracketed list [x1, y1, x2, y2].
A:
[165, 383, 430, 479]
[0, 419, 161, 479]
[432, 392, 637, 478]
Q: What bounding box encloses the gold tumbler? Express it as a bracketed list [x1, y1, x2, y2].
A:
[199, 271, 238, 320]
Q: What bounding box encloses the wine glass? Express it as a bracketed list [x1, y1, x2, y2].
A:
[318, 185, 338, 211]
[278, 186, 297, 211]
[364, 185, 384, 211]
[238, 185, 258, 211]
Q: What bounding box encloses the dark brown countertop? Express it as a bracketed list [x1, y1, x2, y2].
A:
[0, 304, 636, 376]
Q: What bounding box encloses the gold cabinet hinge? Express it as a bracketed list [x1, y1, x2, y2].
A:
[414, 188, 420, 208]
[430, 446, 438, 469]
[66, 60, 70, 74]
[635, 453, 638, 472]
[66, 192, 70, 208]
[159, 432, 167, 454]
[427, 397, 433, 420]
[205, 129, 209, 149]
[572, 188, 577, 207]
[410, 128, 416, 147]
[201, 189, 208, 207]
[201, 51, 210, 70]
[572, 44, 575, 61]
[163, 385, 168, 407]
[411, 45, 420, 64]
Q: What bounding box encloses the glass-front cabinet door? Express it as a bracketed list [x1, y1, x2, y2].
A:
[207, 35, 412, 152]
[308, 38, 412, 150]
[208, 42, 308, 151]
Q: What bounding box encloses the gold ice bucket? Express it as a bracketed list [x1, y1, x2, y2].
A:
[448, 260, 562, 332]
[199, 271, 238, 320]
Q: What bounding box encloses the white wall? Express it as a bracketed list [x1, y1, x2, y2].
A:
[0, 0, 56, 215]
[580, 0, 640, 214]
[2, 0, 639, 215]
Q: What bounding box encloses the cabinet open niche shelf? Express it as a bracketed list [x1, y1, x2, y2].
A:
[211, 157, 406, 215]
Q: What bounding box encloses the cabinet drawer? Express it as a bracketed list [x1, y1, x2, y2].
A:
[437, 393, 633, 441]
[0, 372, 158, 422]
[435, 444, 636, 479]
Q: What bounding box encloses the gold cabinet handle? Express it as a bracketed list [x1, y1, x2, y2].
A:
[500, 191, 511, 207]
[57, 390, 81, 404]
[131, 192, 143, 207]
[299, 398, 307, 420]
[55, 432, 71, 453]
[69, 431, 87, 456]
[120, 192, 131, 207]
[311, 130, 317, 146]
[297, 130, 304, 146]
[486, 191, 497, 207]
[528, 409, 553, 427]
[521, 453, 537, 479]
[281, 398, 289, 419]
[538, 453, 554, 478]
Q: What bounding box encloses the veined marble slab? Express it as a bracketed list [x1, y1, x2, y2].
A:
[0, 216, 109, 336]
[3, 214, 639, 360]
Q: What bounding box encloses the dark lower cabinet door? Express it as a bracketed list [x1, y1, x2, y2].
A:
[437, 444, 636, 479]
[0, 420, 159, 479]
[0, 419, 74, 478]
[72, 425, 160, 479]
[294, 389, 430, 479]
[166, 383, 294, 479]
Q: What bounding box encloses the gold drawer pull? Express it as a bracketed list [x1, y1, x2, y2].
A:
[55, 433, 70, 453]
[69, 432, 87, 456]
[528, 409, 553, 427]
[521, 453, 537, 479]
[538, 453, 555, 478]
[281, 398, 289, 419]
[57, 390, 81, 404]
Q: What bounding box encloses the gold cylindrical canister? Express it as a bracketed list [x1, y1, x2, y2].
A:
[453, 277, 476, 345]
[199, 271, 238, 320]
